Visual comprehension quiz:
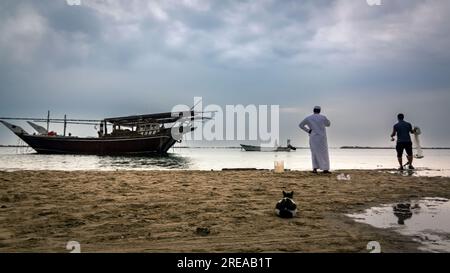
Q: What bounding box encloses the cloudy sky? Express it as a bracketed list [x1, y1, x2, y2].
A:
[1, 0, 450, 147]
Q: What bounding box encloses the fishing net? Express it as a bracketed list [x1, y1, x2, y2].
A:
[413, 126, 424, 159]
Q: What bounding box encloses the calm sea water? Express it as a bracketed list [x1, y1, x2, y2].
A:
[0, 147, 449, 176]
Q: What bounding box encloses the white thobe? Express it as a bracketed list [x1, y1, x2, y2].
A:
[299, 114, 331, 170]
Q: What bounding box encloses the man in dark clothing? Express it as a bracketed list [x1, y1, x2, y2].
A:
[391, 113, 415, 170]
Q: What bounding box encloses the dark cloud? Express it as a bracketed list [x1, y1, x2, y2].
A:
[1, 0, 450, 146]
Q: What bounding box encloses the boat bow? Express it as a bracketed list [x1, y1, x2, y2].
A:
[0, 120, 29, 136]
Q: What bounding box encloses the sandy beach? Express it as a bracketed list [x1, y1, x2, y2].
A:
[1, 170, 450, 253]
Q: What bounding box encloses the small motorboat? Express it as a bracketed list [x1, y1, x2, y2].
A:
[240, 139, 296, 152]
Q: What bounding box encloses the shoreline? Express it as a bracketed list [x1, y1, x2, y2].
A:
[0, 168, 447, 179]
[1, 170, 450, 252]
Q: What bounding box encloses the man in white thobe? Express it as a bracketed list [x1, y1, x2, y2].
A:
[299, 106, 331, 174]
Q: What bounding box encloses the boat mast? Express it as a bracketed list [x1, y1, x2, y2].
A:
[46, 110, 50, 132]
[104, 120, 108, 135]
[63, 114, 67, 136]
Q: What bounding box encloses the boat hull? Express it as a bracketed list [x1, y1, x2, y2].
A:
[17, 134, 178, 155]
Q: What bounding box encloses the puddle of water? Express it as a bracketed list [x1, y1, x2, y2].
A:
[347, 197, 450, 252]
[384, 168, 448, 178]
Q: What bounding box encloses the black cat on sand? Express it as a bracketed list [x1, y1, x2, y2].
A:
[275, 191, 298, 218]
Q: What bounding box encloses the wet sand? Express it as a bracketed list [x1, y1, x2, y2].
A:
[0, 170, 450, 253]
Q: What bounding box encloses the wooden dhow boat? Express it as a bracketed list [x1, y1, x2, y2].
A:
[0, 110, 201, 155]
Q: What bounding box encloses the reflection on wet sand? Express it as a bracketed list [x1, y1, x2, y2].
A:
[348, 198, 450, 252]
[393, 203, 420, 225]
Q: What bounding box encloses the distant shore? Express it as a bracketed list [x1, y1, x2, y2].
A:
[340, 146, 450, 150]
[1, 145, 450, 150]
[1, 170, 450, 252]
